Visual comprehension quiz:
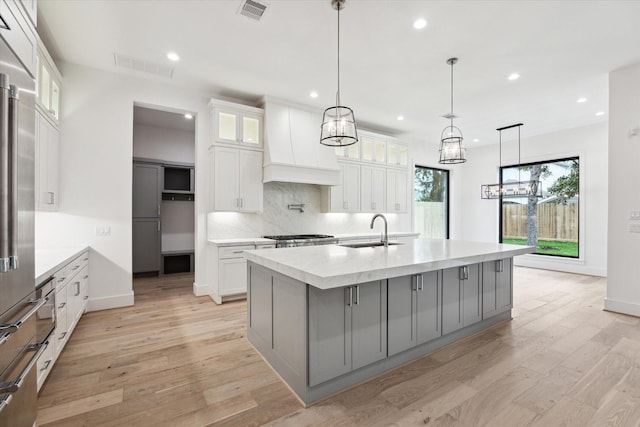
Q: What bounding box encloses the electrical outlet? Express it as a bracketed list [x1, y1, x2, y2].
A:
[631, 211, 640, 220]
[96, 226, 111, 236]
[630, 224, 640, 233]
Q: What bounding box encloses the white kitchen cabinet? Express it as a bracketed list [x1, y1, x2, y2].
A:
[35, 112, 59, 211]
[210, 243, 275, 304]
[0, 0, 37, 76]
[387, 141, 409, 167]
[322, 162, 360, 213]
[359, 132, 386, 164]
[36, 39, 61, 123]
[334, 141, 360, 160]
[211, 146, 263, 212]
[386, 168, 408, 213]
[209, 99, 263, 147]
[39, 250, 89, 391]
[360, 165, 385, 212]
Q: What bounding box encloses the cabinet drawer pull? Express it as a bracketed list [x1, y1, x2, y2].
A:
[346, 287, 353, 307]
[496, 259, 504, 272]
[59, 332, 67, 339]
[75, 282, 80, 296]
[57, 277, 65, 283]
[58, 302, 66, 309]
[40, 359, 52, 371]
[355, 285, 360, 305]
[459, 266, 469, 280]
[232, 250, 244, 254]
[419, 274, 424, 291]
[83, 296, 88, 300]
[70, 265, 79, 271]
[83, 275, 89, 279]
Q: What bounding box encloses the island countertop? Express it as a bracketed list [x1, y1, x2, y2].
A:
[244, 238, 534, 290]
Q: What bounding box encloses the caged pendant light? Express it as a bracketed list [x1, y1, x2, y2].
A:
[439, 57, 466, 164]
[320, 0, 358, 147]
[480, 123, 543, 199]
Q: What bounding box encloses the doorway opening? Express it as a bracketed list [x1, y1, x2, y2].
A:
[132, 104, 196, 278]
[414, 165, 449, 239]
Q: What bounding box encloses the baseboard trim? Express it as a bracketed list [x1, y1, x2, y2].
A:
[86, 292, 134, 312]
[193, 281, 210, 297]
[514, 257, 606, 277]
[604, 298, 640, 318]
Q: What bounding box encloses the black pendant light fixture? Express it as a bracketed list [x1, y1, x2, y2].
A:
[481, 123, 543, 199]
[320, 0, 358, 147]
[438, 57, 466, 164]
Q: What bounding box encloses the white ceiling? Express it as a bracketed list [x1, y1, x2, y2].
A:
[37, 0, 640, 146]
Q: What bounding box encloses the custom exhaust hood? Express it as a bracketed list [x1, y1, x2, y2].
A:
[263, 98, 341, 186]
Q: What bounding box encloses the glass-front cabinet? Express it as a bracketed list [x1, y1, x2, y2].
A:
[387, 141, 408, 167]
[334, 140, 360, 160]
[210, 100, 263, 147]
[35, 41, 62, 123]
[360, 133, 386, 163]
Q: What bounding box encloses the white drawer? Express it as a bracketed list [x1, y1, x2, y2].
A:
[36, 340, 53, 392]
[219, 245, 254, 259]
[255, 244, 276, 249]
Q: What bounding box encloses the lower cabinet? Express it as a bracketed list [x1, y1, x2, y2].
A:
[308, 280, 387, 387]
[388, 270, 441, 356]
[37, 251, 90, 391]
[442, 264, 482, 335]
[482, 258, 513, 319]
[132, 218, 161, 274]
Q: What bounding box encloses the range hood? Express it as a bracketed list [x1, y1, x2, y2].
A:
[263, 98, 340, 186]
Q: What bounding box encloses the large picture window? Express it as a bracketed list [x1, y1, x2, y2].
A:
[500, 157, 579, 258]
[414, 166, 449, 239]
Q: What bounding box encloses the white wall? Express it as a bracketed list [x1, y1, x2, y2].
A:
[409, 122, 608, 277]
[133, 124, 195, 163]
[35, 62, 211, 310]
[606, 61, 640, 316]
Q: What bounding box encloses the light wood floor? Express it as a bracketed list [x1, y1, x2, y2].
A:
[37, 268, 640, 426]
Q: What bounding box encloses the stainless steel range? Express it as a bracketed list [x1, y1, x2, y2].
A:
[262, 234, 338, 248]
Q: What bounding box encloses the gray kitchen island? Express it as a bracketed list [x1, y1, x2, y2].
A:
[244, 239, 534, 405]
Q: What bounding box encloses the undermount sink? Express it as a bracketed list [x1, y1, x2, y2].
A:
[340, 241, 403, 249]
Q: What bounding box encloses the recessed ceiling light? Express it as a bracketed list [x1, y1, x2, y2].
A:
[577, 97, 587, 103]
[167, 52, 180, 61]
[184, 113, 193, 119]
[508, 73, 520, 81]
[310, 91, 318, 98]
[595, 111, 605, 116]
[413, 18, 427, 29]
[473, 138, 479, 143]
[397, 115, 404, 121]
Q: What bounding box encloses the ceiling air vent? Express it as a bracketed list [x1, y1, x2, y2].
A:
[239, 0, 267, 21]
[113, 53, 174, 78]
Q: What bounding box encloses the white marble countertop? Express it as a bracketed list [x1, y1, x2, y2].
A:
[334, 232, 420, 241]
[35, 246, 89, 284]
[244, 239, 535, 290]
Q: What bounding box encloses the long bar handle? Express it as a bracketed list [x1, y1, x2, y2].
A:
[0, 393, 12, 414]
[346, 286, 353, 307]
[0, 341, 49, 394]
[8, 85, 18, 270]
[0, 74, 9, 273]
[355, 285, 360, 305]
[0, 297, 49, 346]
[496, 259, 504, 273]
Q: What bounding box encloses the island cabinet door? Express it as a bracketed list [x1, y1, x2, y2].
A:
[442, 267, 463, 335]
[387, 275, 417, 356]
[462, 264, 482, 327]
[416, 270, 442, 345]
[351, 280, 387, 370]
[308, 286, 352, 387]
[483, 258, 513, 319]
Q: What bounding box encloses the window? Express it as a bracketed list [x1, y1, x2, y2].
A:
[414, 166, 449, 239]
[499, 157, 579, 258]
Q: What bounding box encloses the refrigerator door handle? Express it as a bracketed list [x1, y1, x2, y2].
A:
[8, 85, 18, 270]
[0, 341, 48, 395]
[0, 74, 9, 273]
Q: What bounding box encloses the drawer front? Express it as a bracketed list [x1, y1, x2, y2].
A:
[219, 245, 254, 259]
[53, 267, 68, 288]
[53, 310, 68, 356]
[255, 244, 276, 249]
[36, 341, 53, 391]
[66, 256, 84, 279]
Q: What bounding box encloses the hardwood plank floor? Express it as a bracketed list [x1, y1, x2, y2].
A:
[37, 268, 640, 426]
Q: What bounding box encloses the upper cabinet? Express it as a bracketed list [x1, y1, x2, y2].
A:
[35, 39, 62, 123]
[209, 99, 263, 147]
[0, 0, 37, 75]
[35, 113, 59, 211]
[360, 133, 386, 164]
[387, 141, 409, 167]
[334, 140, 360, 161]
[210, 146, 263, 212]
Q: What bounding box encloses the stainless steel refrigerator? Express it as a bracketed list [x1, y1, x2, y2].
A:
[1, 34, 47, 426]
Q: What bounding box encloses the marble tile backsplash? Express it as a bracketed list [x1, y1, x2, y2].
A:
[207, 182, 410, 239]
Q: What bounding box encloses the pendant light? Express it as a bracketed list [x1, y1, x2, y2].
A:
[320, 0, 358, 147]
[480, 123, 543, 199]
[438, 57, 466, 164]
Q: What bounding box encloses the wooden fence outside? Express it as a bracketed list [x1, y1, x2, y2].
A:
[503, 203, 578, 241]
[415, 202, 446, 238]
